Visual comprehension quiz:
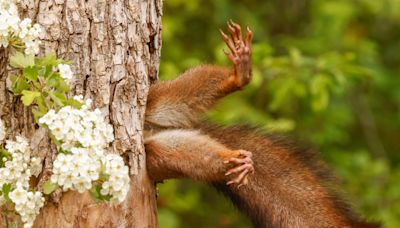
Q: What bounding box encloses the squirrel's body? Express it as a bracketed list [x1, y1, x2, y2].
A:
[144, 22, 378, 227]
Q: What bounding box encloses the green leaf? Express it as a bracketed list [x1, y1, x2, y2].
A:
[49, 92, 67, 106]
[0, 146, 12, 167]
[32, 108, 47, 121]
[10, 74, 18, 84]
[37, 51, 70, 67]
[99, 172, 109, 182]
[23, 66, 38, 82]
[10, 75, 30, 94]
[43, 181, 58, 195]
[47, 73, 60, 87]
[0, 147, 11, 157]
[36, 96, 48, 113]
[89, 184, 112, 203]
[57, 78, 70, 93]
[65, 98, 83, 109]
[47, 73, 70, 93]
[21, 90, 41, 106]
[2, 183, 12, 201]
[37, 51, 58, 66]
[39, 66, 49, 78]
[89, 185, 100, 199]
[9, 52, 34, 68]
[100, 194, 113, 202]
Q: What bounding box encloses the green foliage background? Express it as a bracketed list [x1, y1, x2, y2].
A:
[157, 0, 400, 227]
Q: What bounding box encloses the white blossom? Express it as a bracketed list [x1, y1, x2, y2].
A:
[0, 3, 19, 45]
[50, 148, 101, 193]
[0, 136, 42, 188]
[24, 39, 41, 55]
[100, 154, 130, 204]
[10, 185, 44, 228]
[0, 0, 42, 54]
[9, 184, 28, 205]
[73, 95, 84, 103]
[39, 103, 114, 151]
[57, 64, 74, 83]
[42, 100, 130, 203]
[0, 134, 43, 228]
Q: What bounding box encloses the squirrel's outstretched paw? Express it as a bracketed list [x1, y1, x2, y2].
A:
[225, 150, 254, 188]
[220, 20, 253, 88]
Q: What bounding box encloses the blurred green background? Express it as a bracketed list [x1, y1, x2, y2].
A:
[157, 0, 400, 227]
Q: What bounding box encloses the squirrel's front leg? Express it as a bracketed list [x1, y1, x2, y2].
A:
[145, 129, 254, 187]
[220, 20, 253, 89]
[145, 22, 253, 129]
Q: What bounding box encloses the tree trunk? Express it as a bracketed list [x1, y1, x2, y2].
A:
[0, 0, 162, 227]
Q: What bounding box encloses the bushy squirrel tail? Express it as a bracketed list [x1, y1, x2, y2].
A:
[204, 125, 380, 228]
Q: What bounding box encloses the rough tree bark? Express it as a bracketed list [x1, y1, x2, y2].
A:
[0, 0, 162, 227]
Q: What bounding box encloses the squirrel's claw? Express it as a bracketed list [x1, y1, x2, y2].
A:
[220, 21, 253, 88]
[225, 150, 254, 188]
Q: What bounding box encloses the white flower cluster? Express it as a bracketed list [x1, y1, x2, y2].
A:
[9, 184, 45, 228]
[18, 18, 42, 55]
[0, 118, 5, 142]
[50, 148, 130, 204]
[57, 63, 73, 83]
[39, 101, 114, 151]
[39, 99, 130, 203]
[100, 154, 130, 203]
[0, 136, 42, 189]
[0, 0, 42, 54]
[50, 148, 101, 193]
[0, 135, 44, 228]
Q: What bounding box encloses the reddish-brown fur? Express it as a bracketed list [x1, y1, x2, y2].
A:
[205, 126, 378, 228]
[144, 21, 379, 227]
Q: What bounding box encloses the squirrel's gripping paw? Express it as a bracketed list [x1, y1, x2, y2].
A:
[220, 20, 253, 88]
[224, 150, 254, 188]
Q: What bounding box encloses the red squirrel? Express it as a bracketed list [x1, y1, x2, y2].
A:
[144, 21, 379, 228]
